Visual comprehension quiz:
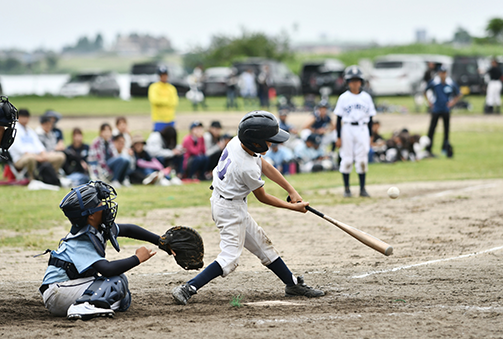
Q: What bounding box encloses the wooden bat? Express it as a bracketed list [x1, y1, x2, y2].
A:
[306, 205, 393, 256]
[287, 197, 393, 256]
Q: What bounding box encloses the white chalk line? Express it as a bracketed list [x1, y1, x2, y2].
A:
[410, 183, 498, 200]
[352, 245, 503, 279]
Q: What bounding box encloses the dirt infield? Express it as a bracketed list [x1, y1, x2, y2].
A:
[1, 178, 502, 338]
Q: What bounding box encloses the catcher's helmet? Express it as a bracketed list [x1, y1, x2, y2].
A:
[0, 96, 19, 160]
[344, 65, 364, 83]
[238, 111, 289, 153]
[60, 181, 118, 235]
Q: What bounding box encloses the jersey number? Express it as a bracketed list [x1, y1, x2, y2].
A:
[216, 149, 231, 180]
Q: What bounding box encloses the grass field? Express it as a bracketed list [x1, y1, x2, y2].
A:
[8, 94, 491, 117]
[1, 122, 502, 249]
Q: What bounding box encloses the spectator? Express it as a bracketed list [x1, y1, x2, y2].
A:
[278, 107, 298, 135]
[485, 58, 502, 114]
[129, 134, 171, 186]
[182, 121, 209, 180]
[9, 109, 66, 182]
[62, 128, 90, 186]
[257, 64, 272, 109]
[148, 66, 179, 132]
[204, 121, 225, 172]
[293, 134, 330, 173]
[145, 125, 184, 176]
[239, 68, 257, 107]
[369, 120, 386, 163]
[226, 68, 239, 110]
[264, 143, 294, 174]
[43, 110, 65, 151]
[88, 123, 131, 188]
[424, 65, 462, 157]
[36, 116, 65, 154]
[301, 100, 335, 151]
[113, 116, 132, 150]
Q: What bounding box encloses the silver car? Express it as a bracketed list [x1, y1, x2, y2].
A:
[60, 72, 120, 97]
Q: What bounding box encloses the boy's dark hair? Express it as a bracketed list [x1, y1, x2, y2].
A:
[100, 123, 112, 132]
[112, 134, 124, 142]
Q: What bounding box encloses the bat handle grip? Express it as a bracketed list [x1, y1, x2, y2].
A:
[306, 205, 324, 218]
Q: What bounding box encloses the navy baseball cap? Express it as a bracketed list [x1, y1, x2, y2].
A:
[438, 65, 447, 72]
[190, 121, 203, 130]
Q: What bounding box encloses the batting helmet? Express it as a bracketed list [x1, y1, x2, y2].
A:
[344, 65, 364, 83]
[60, 181, 118, 235]
[238, 111, 289, 153]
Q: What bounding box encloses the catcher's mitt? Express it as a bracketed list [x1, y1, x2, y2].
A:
[159, 226, 204, 270]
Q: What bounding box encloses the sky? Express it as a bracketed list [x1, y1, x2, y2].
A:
[3, 0, 502, 52]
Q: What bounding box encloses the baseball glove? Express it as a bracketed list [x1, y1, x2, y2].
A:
[158, 226, 204, 270]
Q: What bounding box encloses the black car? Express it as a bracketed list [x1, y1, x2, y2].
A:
[232, 58, 301, 97]
[130, 62, 190, 97]
[300, 59, 346, 95]
[451, 56, 488, 95]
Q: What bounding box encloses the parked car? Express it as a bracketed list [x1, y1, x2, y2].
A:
[300, 59, 346, 95]
[130, 62, 190, 97]
[369, 54, 427, 96]
[232, 58, 301, 97]
[60, 72, 120, 97]
[451, 56, 490, 95]
[202, 67, 232, 96]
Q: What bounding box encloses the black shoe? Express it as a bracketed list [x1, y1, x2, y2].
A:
[360, 188, 370, 198]
[285, 276, 325, 298]
[343, 189, 352, 198]
[172, 283, 197, 305]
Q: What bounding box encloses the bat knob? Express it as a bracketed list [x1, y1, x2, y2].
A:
[384, 246, 394, 256]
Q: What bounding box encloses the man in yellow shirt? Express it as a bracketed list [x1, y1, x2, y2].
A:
[148, 66, 179, 132]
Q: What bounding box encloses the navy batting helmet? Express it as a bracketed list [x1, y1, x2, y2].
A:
[238, 111, 289, 153]
[344, 65, 364, 83]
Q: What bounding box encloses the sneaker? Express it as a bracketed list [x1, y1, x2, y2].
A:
[170, 176, 183, 186]
[110, 180, 122, 189]
[156, 177, 172, 186]
[122, 178, 131, 187]
[142, 171, 159, 185]
[360, 188, 370, 198]
[285, 276, 325, 298]
[172, 283, 197, 305]
[67, 302, 114, 320]
[343, 189, 352, 198]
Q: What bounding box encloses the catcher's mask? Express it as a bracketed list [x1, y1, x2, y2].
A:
[60, 181, 120, 251]
[0, 96, 19, 160]
[237, 111, 289, 153]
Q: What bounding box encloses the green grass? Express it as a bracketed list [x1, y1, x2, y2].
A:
[1, 124, 502, 249]
[9, 93, 492, 117]
[229, 295, 244, 308]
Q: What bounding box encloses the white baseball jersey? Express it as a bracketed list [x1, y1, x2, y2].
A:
[210, 136, 278, 277]
[334, 90, 376, 174]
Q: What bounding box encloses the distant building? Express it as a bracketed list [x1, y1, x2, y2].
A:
[292, 39, 376, 55]
[112, 34, 173, 56]
[415, 29, 427, 43]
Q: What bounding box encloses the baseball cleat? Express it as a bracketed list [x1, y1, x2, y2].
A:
[285, 276, 325, 298]
[343, 189, 352, 198]
[67, 302, 115, 321]
[359, 188, 370, 198]
[172, 283, 197, 305]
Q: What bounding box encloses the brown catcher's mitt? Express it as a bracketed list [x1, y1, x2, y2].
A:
[158, 226, 204, 270]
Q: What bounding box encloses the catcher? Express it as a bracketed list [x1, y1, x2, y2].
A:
[39, 181, 203, 320]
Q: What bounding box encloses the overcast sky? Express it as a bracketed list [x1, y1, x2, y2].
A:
[3, 0, 502, 52]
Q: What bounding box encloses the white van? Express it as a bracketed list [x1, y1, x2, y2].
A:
[369, 54, 427, 96]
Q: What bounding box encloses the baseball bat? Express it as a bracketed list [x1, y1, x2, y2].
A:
[287, 197, 393, 256]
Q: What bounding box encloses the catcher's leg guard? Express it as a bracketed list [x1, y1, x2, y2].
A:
[74, 274, 130, 311]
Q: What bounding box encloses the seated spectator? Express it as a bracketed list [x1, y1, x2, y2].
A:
[369, 120, 386, 163]
[294, 133, 333, 173]
[278, 106, 298, 135]
[264, 143, 295, 174]
[204, 120, 226, 172]
[36, 116, 67, 158]
[182, 121, 209, 180]
[301, 100, 335, 149]
[9, 109, 66, 183]
[88, 123, 131, 188]
[145, 125, 184, 176]
[113, 116, 132, 150]
[129, 134, 172, 186]
[62, 128, 90, 186]
[42, 110, 65, 151]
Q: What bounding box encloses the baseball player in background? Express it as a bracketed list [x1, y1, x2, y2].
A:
[334, 66, 376, 198]
[172, 111, 324, 305]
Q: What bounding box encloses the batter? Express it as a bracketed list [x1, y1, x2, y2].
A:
[171, 111, 325, 305]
